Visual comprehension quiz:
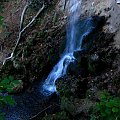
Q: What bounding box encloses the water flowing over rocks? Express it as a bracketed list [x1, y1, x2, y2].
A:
[0, 0, 120, 119]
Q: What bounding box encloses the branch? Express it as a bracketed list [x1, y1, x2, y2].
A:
[13, 3, 45, 55]
[20, 2, 29, 31]
[29, 105, 52, 120]
[3, 3, 45, 65]
[21, 3, 45, 34]
[29, 103, 60, 120]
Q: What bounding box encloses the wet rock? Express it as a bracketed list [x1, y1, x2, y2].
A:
[90, 53, 99, 62]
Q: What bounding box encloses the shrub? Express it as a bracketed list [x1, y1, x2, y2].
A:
[0, 76, 20, 119]
[90, 91, 120, 120]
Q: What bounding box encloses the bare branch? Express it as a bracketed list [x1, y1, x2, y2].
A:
[29, 103, 60, 120]
[13, 3, 45, 55]
[29, 105, 52, 120]
[20, 2, 29, 31]
[21, 3, 45, 34]
[3, 3, 45, 65]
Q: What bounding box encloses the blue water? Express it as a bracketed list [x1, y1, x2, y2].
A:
[41, 0, 96, 95]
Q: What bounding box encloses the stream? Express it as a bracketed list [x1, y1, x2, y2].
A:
[41, 0, 96, 95]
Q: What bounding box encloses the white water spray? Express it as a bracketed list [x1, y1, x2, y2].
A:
[42, 0, 95, 95]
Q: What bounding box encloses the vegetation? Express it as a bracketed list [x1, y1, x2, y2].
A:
[90, 91, 120, 120]
[0, 76, 21, 119]
[0, 2, 16, 119]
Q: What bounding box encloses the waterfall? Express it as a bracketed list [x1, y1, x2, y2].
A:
[41, 0, 96, 95]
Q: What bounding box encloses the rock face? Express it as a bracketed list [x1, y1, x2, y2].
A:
[54, 0, 120, 119]
[55, 0, 120, 56]
[58, 0, 120, 32]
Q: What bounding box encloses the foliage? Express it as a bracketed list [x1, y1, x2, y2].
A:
[0, 76, 21, 93]
[0, 76, 20, 119]
[0, 113, 4, 120]
[90, 91, 120, 120]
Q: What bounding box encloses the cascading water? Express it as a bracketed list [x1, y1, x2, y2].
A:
[42, 0, 96, 95]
